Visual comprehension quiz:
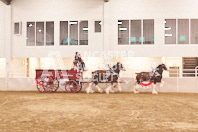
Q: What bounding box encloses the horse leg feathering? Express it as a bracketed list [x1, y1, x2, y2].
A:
[109, 84, 115, 93]
[134, 84, 139, 94]
[152, 84, 158, 94]
[95, 85, 103, 93]
[105, 85, 112, 94]
[117, 83, 122, 92]
[159, 80, 165, 87]
[86, 83, 94, 94]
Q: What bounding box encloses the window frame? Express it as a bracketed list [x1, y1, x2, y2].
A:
[94, 20, 102, 33]
[164, 18, 198, 45]
[118, 19, 155, 45]
[59, 20, 89, 46]
[14, 22, 22, 35]
[26, 21, 55, 47]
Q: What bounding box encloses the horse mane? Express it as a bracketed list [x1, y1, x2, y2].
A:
[156, 64, 162, 69]
[112, 64, 116, 69]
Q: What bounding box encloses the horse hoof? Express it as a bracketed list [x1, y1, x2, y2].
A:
[86, 90, 90, 94]
[110, 90, 115, 93]
[105, 90, 109, 94]
[152, 92, 158, 94]
[98, 89, 103, 93]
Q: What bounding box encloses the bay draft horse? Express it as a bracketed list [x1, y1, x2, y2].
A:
[86, 62, 125, 94]
[134, 64, 168, 94]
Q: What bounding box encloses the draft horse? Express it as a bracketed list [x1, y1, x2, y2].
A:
[86, 62, 125, 94]
[134, 64, 168, 94]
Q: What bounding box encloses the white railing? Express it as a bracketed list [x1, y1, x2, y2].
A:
[1, 67, 198, 78]
[168, 68, 198, 77]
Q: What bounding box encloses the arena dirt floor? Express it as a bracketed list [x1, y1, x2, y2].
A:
[0, 91, 198, 132]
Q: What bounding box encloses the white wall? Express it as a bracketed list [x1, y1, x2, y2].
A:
[11, 0, 104, 58]
[11, 0, 198, 58]
[0, 1, 6, 58]
[108, 0, 198, 57]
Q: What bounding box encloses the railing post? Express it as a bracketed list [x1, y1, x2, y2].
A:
[195, 66, 198, 77]
[177, 69, 179, 92]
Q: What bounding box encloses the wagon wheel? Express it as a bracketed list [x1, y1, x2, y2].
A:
[65, 80, 80, 93]
[76, 81, 82, 93]
[37, 76, 59, 93]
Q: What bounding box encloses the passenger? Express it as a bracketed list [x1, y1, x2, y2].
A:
[74, 52, 80, 63]
[79, 54, 86, 70]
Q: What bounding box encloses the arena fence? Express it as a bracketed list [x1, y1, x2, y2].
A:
[0, 68, 198, 93]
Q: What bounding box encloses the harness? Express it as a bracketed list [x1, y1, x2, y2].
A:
[149, 68, 162, 81]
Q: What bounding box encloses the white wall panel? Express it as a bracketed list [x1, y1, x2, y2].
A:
[11, 0, 104, 58]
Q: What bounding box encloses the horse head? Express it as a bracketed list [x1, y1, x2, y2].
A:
[112, 62, 125, 74]
[156, 64, 168, 75]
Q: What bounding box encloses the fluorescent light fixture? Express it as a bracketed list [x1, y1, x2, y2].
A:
[83, 27, 88, 31]
[99, 21, 102, 25]
[29, 24, 33, 27]
[164, 27, 171, 30]
[69, 21, 78, 25]
[118, 21, 122, 25]
[119, 27, 127, 31]
[165, 34, 172, 37]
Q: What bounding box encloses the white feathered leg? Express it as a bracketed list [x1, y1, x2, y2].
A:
[86, 83, 94, 94]
[159, 80, 165, 88]
[105, 85, 112, 94]
[152, 84, 158, 94]
[109, 84, 115, 93]
[96, 85, 103, 93]
[134, 82, 139, 94]
[117, 83, 122, 92]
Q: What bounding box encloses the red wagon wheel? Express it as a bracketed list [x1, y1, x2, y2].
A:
[36, 76, 59, 93]
[65, 80, 80, 93]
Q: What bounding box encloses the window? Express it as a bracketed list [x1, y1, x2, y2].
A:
[95, 21, 102, 32]
[165, 19, 176, 44]
[46, 22, 54, 46]
[14, 22, 21, 35]
[191, 19, 198, 44]
[60, 21, 68, 45]
[27, 22, 35, 46]
[79, 21, 88, 45]
[118, 20, 129, 45]
[60, 20, 89, 46]
[143, 19, 154, 44]
[178, 19, 189, 44]
[118, 19, 154, 45]
[69, 21, 78, 45]
[130, 20, 141, 44]
[36, 22, 44, 46]
[165, 19, 193, 44]
[26, 21, 54, 46]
